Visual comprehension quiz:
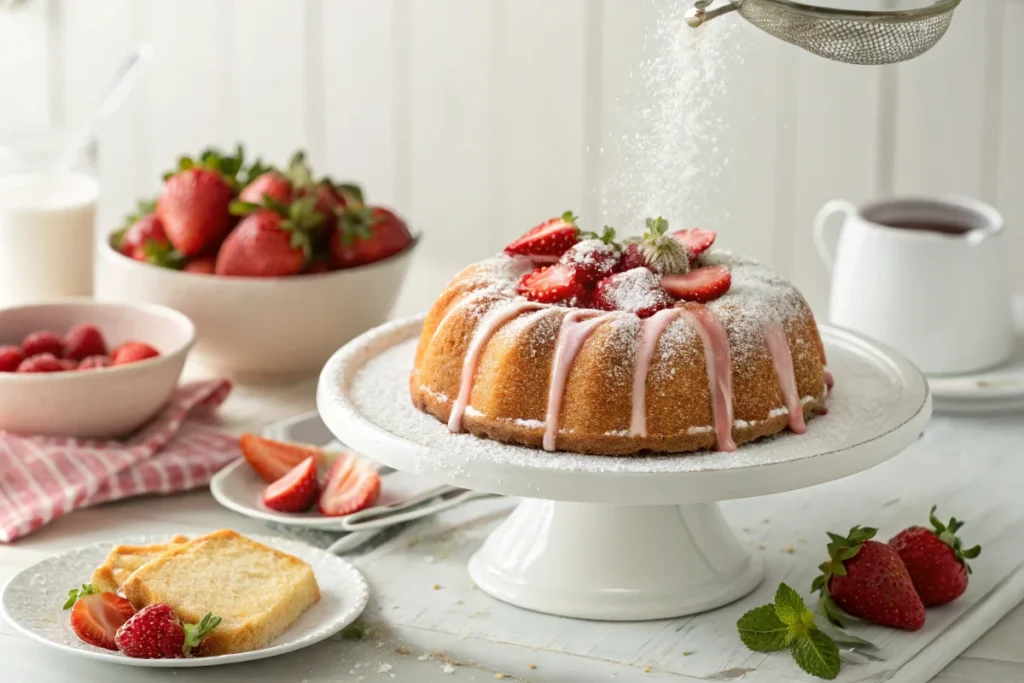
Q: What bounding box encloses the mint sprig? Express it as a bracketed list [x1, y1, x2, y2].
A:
[736, 583, 841, 680]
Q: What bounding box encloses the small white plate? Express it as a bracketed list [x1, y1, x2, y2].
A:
[928, 314, 1024, 413]
[210, 457, 457, 532]
[0, 534, 368, 668]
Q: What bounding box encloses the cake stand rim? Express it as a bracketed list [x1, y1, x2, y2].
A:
[316, 314, 932, 504]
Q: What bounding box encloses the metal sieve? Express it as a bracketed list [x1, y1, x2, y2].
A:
[684, 0, 961, 65]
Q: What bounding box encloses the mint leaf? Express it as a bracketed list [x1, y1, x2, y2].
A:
[737, 604, 788, 652]
[774, 583, 807, 626]
[791, 629, 841, 680]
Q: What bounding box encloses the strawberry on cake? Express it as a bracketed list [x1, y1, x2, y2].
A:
[411, 213, 832, 455]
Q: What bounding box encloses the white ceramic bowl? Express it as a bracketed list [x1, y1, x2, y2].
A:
[95, 237, 418, 380]
[0, 300, 195, 438]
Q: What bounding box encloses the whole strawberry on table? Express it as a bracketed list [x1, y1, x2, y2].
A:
[110, 146, 413, 277]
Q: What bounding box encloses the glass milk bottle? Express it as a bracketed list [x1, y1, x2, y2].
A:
[0, 131, 99, 308]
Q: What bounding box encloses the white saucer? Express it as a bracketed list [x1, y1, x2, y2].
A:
[928, 302, 1024, 414]
[1, 534, 368, 668]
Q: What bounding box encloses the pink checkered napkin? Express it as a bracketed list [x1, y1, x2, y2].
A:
[0, 379, 239, 542]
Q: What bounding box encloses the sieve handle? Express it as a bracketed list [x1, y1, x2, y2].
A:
[684, 0, 741, 28]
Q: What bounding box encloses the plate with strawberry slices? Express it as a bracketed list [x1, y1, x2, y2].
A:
[210, 433, 469, 532]
[0, 533, 368, 667]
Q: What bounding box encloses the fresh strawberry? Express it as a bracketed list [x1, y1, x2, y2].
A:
[318, 452, 381, 516]
[559, 229, 621, 285]
[330, 207, 412, 269]
[0, 345, 25, 372]
[618, 242, 649, 272]
[157, 149, 242, 257]
[78, 355, 112, 371]
[63, 584, 135, 651]
[303, 259, 333, 274]
[593, 268, 675, 319]
[660, 265, 732, 303]
[239, 434, 328, 484]
[111, 342, 160, 365]
[63, 324, 107, 361]
[217, 194, 324, 277]
[115, 604, 220, 659]
[889, 506, 981, 606]
[516, 263, 584, 304]
[22, 331, 64, 358]
[60, 359, 79, 371]
[504, 212, 581, 259]
[812, 526, 925, 631]
[182, 256, 217, 274]
[263, 456, 320, 513]
[16, 353, 64, 373]
[626, 217, 692, 275]
[570, 287, 595, 309]
[239, 170, 292, 206]
[672, 228, 717, 262]
[113, 201, 184, 269]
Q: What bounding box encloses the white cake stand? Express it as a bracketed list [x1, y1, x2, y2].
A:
[317, 315, 931, 621]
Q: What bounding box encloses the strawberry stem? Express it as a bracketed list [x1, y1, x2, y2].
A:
[182, 612, 222, 656]
[929, 505, 981, 572]
[62, 583, 98, 610]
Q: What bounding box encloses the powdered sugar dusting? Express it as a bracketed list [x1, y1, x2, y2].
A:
[564, 239, 619, 268]
[596, 268, 673, 316]
[333, 317, 925, 476]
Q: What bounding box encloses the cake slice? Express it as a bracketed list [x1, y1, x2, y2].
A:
[121, 529, 321, 656]
[91, 535, 189, 593]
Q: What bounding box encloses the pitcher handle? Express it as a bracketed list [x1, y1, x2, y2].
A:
[813, 200, 856, 273]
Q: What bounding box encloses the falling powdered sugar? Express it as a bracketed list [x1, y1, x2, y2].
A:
[598, 3, 744, 231]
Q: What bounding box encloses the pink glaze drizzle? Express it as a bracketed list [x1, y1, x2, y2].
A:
[629, 308, 683, 437]
[764, 323, 807, 434]
[448, 300, 542, 432]
[544, 311, 621, 451]
[684, 305, 736, 452]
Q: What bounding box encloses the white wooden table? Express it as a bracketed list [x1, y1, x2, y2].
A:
[1, 376, 1022, 682]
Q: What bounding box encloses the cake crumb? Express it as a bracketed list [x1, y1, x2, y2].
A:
[683, 651, 692, 656]
[644, 666, 652, 673]
[762, 518, 771, 524]
[783, 545, 795, 554]
[529, 663, 537, 670]
[377, 664, 393, 673]
[425, 556, 436, 563]
[495, 674, 505, 680]
[433, 583, 442, 590]
[419, 653, 432, 661]
[442, 663, 456, 674]
[395, 645, 411, 655]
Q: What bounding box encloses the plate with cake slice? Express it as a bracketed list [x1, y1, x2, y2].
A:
[0, 529, 369, 667]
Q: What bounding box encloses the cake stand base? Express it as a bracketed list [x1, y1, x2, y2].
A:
[468, 500, 764, 621]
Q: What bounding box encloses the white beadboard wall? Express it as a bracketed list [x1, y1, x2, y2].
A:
[1, 0, 1022, 317]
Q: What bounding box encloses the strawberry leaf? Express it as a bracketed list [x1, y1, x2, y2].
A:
[62, 583, 97, 610]
[182, 612, 222, 656]
[929, 505, 981, 572]
[790, 629, 841, 680]
[737, 604, 788, 652]
[336, 183, 364, 206]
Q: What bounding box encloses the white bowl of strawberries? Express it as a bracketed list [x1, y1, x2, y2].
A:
[0, 300, 195, 437]
[95, 148, 417, 380]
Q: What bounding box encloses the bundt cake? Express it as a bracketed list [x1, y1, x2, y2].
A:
[411, 214, 832, 455]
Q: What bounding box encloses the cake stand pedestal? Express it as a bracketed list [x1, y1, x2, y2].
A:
[317, 316, 931, 621]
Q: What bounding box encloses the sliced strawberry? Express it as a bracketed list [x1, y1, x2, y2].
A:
[594, 268, 674, 319]
[111, 342, 160, 365]
[239, 434, 328, 484]
[64, 584, 135, 651]
[672, 228, 717, 262]
[660, 265, 731, 303]
[263, 456, 320, 513]
[504, 212, 580, 258]
[516, 264, 584, 304]
[318, 452, 381, 517]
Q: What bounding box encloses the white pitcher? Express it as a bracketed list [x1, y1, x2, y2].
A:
[814, 196, 1014, 376]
